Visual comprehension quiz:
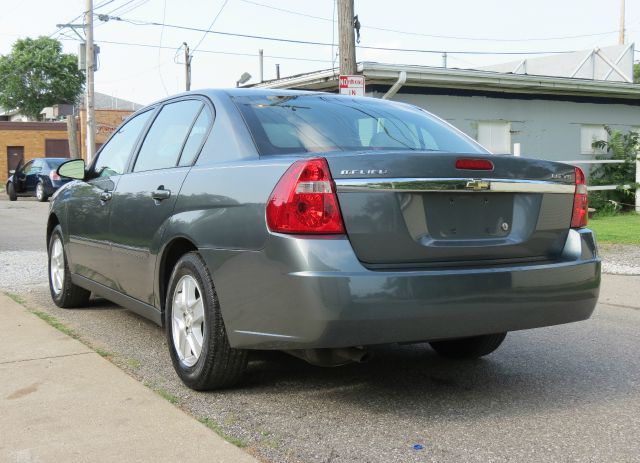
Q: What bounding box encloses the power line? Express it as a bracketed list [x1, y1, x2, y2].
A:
[49, 0, 117, 38]
[157, 0, 169, 95]
[59, 37, 333, 63]
[97, 16, 578, 55]
[236, 0, 620, 43]
[192, 0, 230, 53]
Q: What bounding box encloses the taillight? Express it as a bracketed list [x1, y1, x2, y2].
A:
[266, 158, 345, 234]
[455, 158, 494, 170]
[571, 166, 588, 228]
[50, 170, 61, 181]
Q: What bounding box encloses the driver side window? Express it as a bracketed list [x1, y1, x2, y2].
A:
[93, 109, 153, 177]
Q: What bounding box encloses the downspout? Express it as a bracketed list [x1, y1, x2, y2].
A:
[382, 71, 407, 100]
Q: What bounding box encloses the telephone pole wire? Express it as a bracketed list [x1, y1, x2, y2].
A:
[85, 0, 96, 162]
[337, 0, 356, 75]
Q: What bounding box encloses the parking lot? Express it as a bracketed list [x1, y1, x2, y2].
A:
[2, 197, 640, 463]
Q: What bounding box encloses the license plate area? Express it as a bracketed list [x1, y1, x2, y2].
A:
[423, 193, 513, 240]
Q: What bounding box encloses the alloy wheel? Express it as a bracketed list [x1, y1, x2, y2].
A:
[171, 275, 205, 367]
[50, 237, 65, 295]
[36, 183, 44, 200]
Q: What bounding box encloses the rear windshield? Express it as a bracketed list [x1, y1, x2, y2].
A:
[233, 94, 487, 155]
[46, 159, 68, 169]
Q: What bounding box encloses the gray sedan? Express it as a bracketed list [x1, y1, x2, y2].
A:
[47, 89, 600, 390]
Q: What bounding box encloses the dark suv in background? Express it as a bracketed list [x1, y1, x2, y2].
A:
[6, 157, 72, 202]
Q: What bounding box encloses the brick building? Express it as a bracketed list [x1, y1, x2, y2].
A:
[1, 121, 69, 183]
[1, 93, 142, 183]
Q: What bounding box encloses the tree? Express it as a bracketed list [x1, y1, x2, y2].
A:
[634, 63, 639, 84]
[0, 37, 84, 119]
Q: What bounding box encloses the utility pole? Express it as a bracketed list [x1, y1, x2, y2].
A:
[337, 0, 356, 75]
[84, 0, 96, 163]
[259, 49, 264, 83]
[183, 42, 191, 91]
[66, 115, 80, 159]
[619, 0, 626, 45]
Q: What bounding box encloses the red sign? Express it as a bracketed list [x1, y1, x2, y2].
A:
[339, 75, 365, 96]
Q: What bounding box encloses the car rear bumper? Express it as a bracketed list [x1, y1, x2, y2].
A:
[201, 228, 600, 349]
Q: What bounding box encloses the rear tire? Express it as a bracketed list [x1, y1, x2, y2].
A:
[48, 225, 91, 308]
[7, 182, 17, 201]
[165, 252, 247, 390]
[36, 182, 48, 202]
[429, 333, 507, 359]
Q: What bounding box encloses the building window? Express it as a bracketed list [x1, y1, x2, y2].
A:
[477, 121, 511, 154]
[580, 125, 607, 155]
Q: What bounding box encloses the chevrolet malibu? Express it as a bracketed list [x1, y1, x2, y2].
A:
[47, 89, 600, 390]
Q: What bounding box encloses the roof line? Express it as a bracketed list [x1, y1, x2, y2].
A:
[253, 61, 640, 99]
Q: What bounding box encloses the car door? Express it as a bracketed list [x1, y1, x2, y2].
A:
[65, 109, 154, 289]
[24, 159, 44, 193]
[13, 160, 32, 193]
[109, 98, 211, 305]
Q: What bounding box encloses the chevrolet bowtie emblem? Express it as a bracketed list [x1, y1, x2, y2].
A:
[465, 180, 491, 191]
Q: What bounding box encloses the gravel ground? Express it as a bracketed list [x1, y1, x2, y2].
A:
[3, 198, 640, 462]
[599, 243, 640, 276]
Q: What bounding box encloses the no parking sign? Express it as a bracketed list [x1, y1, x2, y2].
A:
[339, 75, 365, 96]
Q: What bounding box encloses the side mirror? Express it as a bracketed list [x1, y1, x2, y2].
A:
[57, 159, 86, 180]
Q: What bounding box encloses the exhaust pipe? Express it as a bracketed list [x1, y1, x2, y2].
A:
[284, 347, 373, 367]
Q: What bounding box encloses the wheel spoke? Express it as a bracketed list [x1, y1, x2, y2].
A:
[181, 278, 189, 310]
[187, 331, 202, 358]
[191, 299, 204, 325]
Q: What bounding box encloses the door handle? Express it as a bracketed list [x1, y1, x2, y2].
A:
[151, 187, 171, 201]
[100, 191, 112, 202]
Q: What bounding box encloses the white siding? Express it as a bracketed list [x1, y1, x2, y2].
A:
[477, 121, 511, 154]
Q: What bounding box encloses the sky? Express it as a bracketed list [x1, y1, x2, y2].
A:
[1, 0, 639, 106]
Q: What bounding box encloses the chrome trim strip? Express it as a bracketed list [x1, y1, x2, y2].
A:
[334, 178, 576, 194]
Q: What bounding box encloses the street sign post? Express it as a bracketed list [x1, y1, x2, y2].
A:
[339, 75, 365, 96]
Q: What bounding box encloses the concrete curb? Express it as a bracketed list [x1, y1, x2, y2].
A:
[0, 292, 259, 463]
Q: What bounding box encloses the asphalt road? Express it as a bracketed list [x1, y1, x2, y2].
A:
[2, 197, 640, 463]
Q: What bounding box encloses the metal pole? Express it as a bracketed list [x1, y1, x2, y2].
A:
[259, 49, 264, 83]
[442, 52, 447, 68]
[183, 42, 191, 91]
[636, 156, 640, 214]
[619, 0, 626, 45]
[337, 0, 356, 75]
[276, 63, 280, 79]
[84, 0, 96, 163]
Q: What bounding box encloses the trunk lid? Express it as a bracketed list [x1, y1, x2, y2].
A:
[326, 152, 576, 267]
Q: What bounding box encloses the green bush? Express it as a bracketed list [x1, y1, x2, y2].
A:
[588, 127, 638, 213]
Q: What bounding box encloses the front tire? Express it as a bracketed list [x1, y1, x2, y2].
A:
[429, 333, 507, 359]
[48, 225, 91, 308]
[7, 182, 17, 201]
[165, 252, 247, 390]
[36, 182, 48, 202]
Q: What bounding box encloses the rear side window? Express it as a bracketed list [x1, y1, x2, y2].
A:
[134, 100, 203, 172]
[94, 110, 152, 177]
[178, 106, 213, 166]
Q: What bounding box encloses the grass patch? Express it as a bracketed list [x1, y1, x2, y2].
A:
[126, 358, 141, 369]
[589, 213, 640, 245]
[5, 292, 27, 305]
[143, 381, 180, 405]
[94, 347, 113, 358]
[199, 417, 248, 448]
[30, 310, 79, 339]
